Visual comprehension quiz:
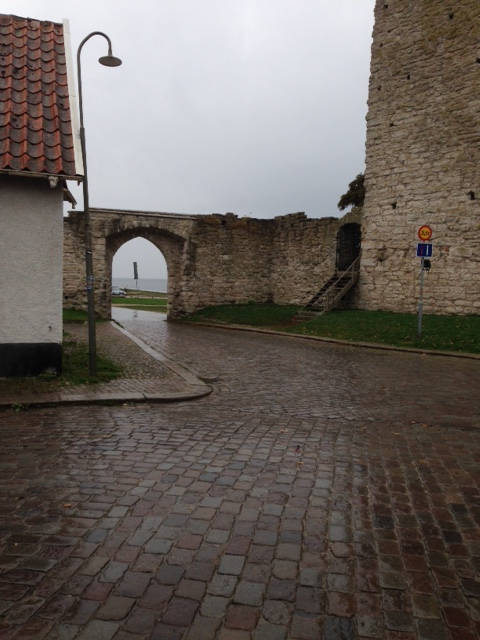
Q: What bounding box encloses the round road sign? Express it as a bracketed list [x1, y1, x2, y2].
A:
[418, 225, 433, 241]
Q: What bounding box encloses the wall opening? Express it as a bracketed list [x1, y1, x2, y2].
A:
[336, 223, 361, 271]
[111, 237, 168, 314]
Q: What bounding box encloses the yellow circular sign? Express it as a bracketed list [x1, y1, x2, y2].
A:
[418, 225, 433, 241]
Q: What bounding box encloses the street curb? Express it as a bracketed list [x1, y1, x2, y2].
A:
[111, 322, 212, 386]
[0, 325, 212, 410]
[181, 320, 480, 361]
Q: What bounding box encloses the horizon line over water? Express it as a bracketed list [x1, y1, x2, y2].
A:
[112, 277, 167, 293]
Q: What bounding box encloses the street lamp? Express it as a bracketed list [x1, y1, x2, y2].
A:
[77, 32, 122, 376]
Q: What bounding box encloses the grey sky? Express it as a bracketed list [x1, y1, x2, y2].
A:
[10, 0, 375, 278]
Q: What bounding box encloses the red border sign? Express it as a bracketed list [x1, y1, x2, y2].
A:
[418, 225, 433, 241]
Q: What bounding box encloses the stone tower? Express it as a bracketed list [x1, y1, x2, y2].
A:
[358, 0, 480, 315]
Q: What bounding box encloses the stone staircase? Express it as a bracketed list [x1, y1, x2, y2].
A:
[294, 256, 360, 320]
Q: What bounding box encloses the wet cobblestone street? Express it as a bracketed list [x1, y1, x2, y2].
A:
[1, 310, 479, 639]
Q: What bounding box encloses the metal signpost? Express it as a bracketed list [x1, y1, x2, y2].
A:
[416, 225, 433, 338]
[133, 261, 138, 289]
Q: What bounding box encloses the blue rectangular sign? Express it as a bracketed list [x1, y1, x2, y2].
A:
[417, 243, 432, 257]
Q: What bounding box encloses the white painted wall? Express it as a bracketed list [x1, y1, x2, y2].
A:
[0, 176, 64, 344]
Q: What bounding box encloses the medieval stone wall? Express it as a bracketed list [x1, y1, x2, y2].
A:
[63, 208, 356, 318]
[271, 213, 339, 305]
[359, 0, 480, 314]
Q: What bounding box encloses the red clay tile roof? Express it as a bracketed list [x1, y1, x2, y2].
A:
[0, 14, 80, 179]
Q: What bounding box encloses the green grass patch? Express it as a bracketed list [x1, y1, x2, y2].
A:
[112, 297, 167, 306]
[113, 304, 167, 313]
[124, 289, 167, 298]
[187, 303, 300, 327]
[60, 337, 123, 385]
[292, 310, 480, 353]
[185, 304, 480, 354]
[63, 308, 89, 323]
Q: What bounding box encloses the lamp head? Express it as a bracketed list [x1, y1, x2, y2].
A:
[99, 54, 122, 67]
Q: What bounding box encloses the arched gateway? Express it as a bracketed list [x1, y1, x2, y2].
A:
[63, 207, 362, 319]
[64, 208, 197, 319]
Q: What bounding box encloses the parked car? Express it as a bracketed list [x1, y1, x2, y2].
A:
[112, 287, 126, 297]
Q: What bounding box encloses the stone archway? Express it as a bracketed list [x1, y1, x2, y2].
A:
[336, 222, 361, 271]
[106, 228, 184, 318]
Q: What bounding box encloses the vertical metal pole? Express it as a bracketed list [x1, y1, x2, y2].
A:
[76, 32, 120, 377]
[417, 256, 425, 338]
[79, 124, 97, 377]
[77, 39, 98, 377]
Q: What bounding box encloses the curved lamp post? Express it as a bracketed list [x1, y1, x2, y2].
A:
[77, 32, 122, 376]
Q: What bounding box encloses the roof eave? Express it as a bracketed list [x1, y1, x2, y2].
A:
[0, 169, 84, 182]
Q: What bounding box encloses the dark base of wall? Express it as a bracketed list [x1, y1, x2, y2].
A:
[0, 343, 62, 377]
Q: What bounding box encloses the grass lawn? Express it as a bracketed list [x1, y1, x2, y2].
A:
[185, 303, 480, 354]
[187, 302, 299, 327]
[112, 296, 167, 312]
[63, 308, 90, 323]
[124, 289, 167, 298]
[61, 336, 124, 385]
[112, 296, 167, 307]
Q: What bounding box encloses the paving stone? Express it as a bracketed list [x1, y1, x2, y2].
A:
[177, 534, 203, 550]
[226, 536, 251, 555]
[206, 529, 230, 544]
[299, 567, 323, 587]
[96, 595, 135, 621]
[185, 562, 215, 582]
[416, 618, 449, 640]
[272, 560, 297, 580]
[412, 593, 441, 619]
[157, 564, 185, 585]
[208, 573, 238, 597]
[76, 620, 118, 639]
[114, 572, 151, 598]
[140, 582, 173, 609]
[45, 623, 80, 639]
[324, 616, 355, 639]
[357, 615, 383, 638]
[163, 597, 198, 626]
[275, 543, 301, 561]
[253, 617, 287, 640]
[226, 604, 259, 630]
[184, 614, 220, 640]
[151, 623, 185, 640]
[244, 562, 271, 584]
[327, 592, 355, 617]
[100, 561, 128, 583]
[219, 554, 245, 575]
[263, 600, 291, 625]
[176, 579, 206, 600]
[234, 580, 265, 606]
[83, 579, 113, 601]
[216, 629, 250, 640]
[254, 530, 278, 546]
[290, 613, 320, 639]
[63, 598, 99, 625]
[79, 556, 109, 577]
[296, 586, 325, 614]
[384, 610, 414, 632]
[144, 538, 172, 554]
[123, 605, 156, 634]
[201, 595, 230, 618]
[267, 578, 296, 602]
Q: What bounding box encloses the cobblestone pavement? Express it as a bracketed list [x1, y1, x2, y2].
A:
[0, 308, 479, 639]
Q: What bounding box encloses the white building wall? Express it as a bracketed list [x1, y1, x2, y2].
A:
[0, 176, 63, 345]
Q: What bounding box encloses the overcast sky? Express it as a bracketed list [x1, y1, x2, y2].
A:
[11, 0, 375, 278]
